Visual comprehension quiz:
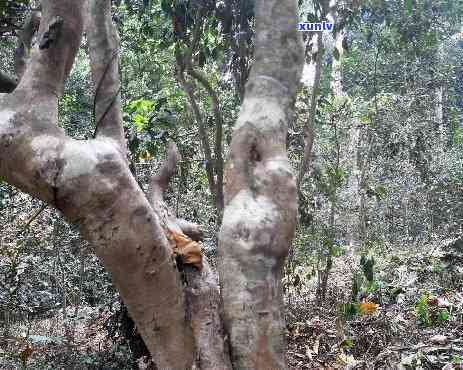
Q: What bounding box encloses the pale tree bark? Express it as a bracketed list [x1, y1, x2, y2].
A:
[297, 0, 331, 190]
[218, 0, 304, 368]
[330, 23, 345, 97]
[435, 83, 447, 157]
[0, 1, 195, 368]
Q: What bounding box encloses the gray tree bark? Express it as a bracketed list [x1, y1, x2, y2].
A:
[218, 0, 304, 368]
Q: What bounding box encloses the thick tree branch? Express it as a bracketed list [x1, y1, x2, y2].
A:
[148, 142, 180, 203]
[148, 143, 232, 370]
[177, 218, 204, 241]
[0, 1, 196, 368]
[0, 10, 41, 94]
[15, 10, 41, 81]
[86, 0, 125, 152]
[15, 0, 83, 97]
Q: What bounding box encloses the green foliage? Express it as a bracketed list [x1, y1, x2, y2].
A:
[339, 302, 359, 321]
[0, 0, 30, 18]
[437, 308, 450, 324]
[360, 254, 375, 282]
[415, 293, 450, 327]
[124, 98, 155, 132]
[415, 293, 432, 326]
[452, 355, 462, 365]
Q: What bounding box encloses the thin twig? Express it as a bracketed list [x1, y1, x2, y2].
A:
[16, 203, 47, 237]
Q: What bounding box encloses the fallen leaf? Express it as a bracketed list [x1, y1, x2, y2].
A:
[19, 345, 33, 366]
[401, 353, 416, 366]
[358, 301, 379, 315]
[337, 351, 357, 366]
[167, 231, 203, 270]
[429, 335, 448, 344]
[438, 297, 452, 308]
[305, 346, 313, 360]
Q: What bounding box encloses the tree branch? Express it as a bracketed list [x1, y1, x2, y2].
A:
[175, 57, 217, 202]
[148, 143, 180, 203]
[297, 31, 324, 190]
[187, 66, 225, 219]
[15, 0, 84, 97]
[14, 10, 41, 82]
[0, 1, 196, 368]
[147, 143, 232, 369]
[86, 0, 125, 152]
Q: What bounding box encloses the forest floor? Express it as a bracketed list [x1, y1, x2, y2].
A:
[285, 238, 463, 369]
[1, 238, 462, 369]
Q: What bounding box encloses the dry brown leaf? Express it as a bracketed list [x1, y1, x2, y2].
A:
[337, 351, 357, 366]
[358, 301, 379, 315]
[19, 345, 33, 366]
[429, 335, 448, 344]
[167, 231, 203, 270]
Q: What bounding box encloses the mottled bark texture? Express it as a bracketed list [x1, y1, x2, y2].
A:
[218, 0, 304, 369]
[0, 1, 195, 368]
[148, 144, 232, 370]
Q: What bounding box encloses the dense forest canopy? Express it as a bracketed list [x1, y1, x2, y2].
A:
[0, 0, 462, 369]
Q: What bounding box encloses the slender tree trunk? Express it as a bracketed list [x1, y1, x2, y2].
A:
[435, 85, 446, 154]
[187, 67, 225, 220]
[297, 31, 324, 189]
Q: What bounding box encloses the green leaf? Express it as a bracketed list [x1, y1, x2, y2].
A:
[437, 309, 449, 324]
[374, 185, 387, 201]
[404, 0, 413, 16]
[340, 337, 353, 349]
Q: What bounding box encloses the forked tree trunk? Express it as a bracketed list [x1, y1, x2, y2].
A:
[0, 1, 195, 368]
[0, 0, 303, 368]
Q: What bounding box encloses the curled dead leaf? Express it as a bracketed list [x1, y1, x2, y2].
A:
[429, 335, 448, 344]
[358, 301, 379, 315]
[167, 231, 203, 270]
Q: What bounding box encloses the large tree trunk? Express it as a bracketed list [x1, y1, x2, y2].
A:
[0, 1, 195, 368]
[218, 0, 304, 368]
